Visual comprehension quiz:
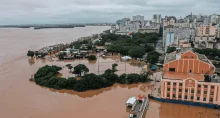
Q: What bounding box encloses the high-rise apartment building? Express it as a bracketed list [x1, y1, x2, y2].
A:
[152, 14, 161, 23]
[133, 15, 144, 27]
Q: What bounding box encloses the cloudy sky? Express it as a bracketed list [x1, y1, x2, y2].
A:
[0, 0, 219, 25]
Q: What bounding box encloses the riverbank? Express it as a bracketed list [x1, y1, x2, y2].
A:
[0, 26, 110, 65]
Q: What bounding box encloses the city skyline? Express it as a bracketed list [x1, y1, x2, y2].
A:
[0, 0, 220, 25]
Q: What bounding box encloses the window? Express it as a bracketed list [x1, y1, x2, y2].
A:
[185, 89, 188, 92]
[179, 83, 182, 86]
[197, 97, 200, 100]
[197, 90, 201, 94]
[191, 90, 194, 93]
[210, 98, 213, 102]
[204, 85, 208, 88]
[190, 70, 192, 73]
[169, 68, 175, 72]
[173, 88, 176, 92]
[167, 94, 170, 97]
[184, 56, 188, 58]
[185, 95, 188, 99]
[210, 92, 214, 95]
[173, 83, 176, 86]
[167, 88, 170, 91]
[204, 91, 207, 94]
[191, 96, 194, 100]
[173, 94, 176, 98]
[191, 56, 194, 58]
[179, 89, 182, 92]
[211, 86, 215, 89]
[198, 85, 201, 88]
[178, 95, 182, 98]
[168, 82, 171, 85]
[203, 97, 206, 101]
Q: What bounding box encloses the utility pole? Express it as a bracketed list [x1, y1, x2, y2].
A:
[125, 61, 126, 73]
[98, 54, 100, 75]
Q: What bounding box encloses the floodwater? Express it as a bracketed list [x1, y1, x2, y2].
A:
[0, 27, 219, 118]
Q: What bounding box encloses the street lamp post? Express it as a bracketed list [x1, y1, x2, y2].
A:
[199, 112, 203, 118]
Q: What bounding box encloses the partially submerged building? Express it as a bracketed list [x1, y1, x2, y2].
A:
[161, 50, 220, 105]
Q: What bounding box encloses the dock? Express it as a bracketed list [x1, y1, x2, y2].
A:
[130, 98, 148, 118]
[127, 94, 148, 118]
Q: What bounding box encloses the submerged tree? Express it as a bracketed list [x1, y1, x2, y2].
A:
[88, 55, 97, 61]
[66, 64, 73, 72]
[57, 52, 66, 60]
[112, 63, 118, 73]
[27, 50, 35, 58]
[73, 64, 89, 76]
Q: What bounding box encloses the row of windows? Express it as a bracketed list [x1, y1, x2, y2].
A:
[198, 85, 215, 89]
[167, 88, 214, 95]
[167, 94, 214, 102]
[167, 82, 182, 86]
[168, 68, 205, 73]
[167, 82, 215, 89]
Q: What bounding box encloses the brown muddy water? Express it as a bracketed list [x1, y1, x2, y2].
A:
[0, 27, 219, 118]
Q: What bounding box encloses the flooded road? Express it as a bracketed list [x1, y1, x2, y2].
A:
[0, 27, 219, 118]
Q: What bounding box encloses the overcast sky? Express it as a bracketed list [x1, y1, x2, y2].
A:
[0, 0, 219, 25]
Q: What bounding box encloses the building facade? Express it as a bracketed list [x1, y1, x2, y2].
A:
[166, 32, 175, 47]
[196, 24, 216, 37]
[161, 51, 220, 105]
[152, 14, 161, 24]
[133, 15, 144, 27]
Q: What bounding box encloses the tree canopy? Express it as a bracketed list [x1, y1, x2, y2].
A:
[193, 48, 220, 60]
[33, 64, 150, 92]
[57, 52, 66, 60]
[27, 50, 35, 58]
[167, 47, 176, 53]
[73, 64, 89, 76]
[128, 46, 145, 58]
[146, 51, 161, 64]
[105, 33, 159, 59]
[87, 55, 97, 61]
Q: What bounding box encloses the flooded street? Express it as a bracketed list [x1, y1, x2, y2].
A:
[0, 27, 219, 118]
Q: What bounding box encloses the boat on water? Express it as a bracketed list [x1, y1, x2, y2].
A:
[126, 94, 149, 118]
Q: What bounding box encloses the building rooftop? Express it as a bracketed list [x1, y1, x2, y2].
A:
[164, 49, 212, 66]
[164, 47, 192, 63]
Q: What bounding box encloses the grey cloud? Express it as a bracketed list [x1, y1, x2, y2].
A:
[0, 0, 219, 25]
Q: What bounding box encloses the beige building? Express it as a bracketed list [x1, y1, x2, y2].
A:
[196, 24, 216, 37]
[161, 50, 220, 105]
[163, 18, 175, 27]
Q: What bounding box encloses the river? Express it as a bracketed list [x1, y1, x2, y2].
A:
[0, 26, 219, 118]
